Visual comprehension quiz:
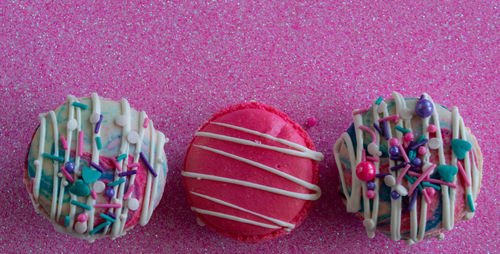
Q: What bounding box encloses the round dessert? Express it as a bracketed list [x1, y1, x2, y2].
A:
[183, 102, 323, 243]
[24, 93, 168, 241]
[333, 92, 482, 244]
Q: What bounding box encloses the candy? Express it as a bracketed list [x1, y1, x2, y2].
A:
[105, 188, 115, 198]
[82, 167, 102, 184]
[366, 181, 376, 190]
[389, 146, 399, 156]
[437, 165, 458, 183]
[427, 124, 437, 133]
[418, 146, 427, 155]
[403, 132, 414, 142]
[389, 138, 399, 147]
[77, 213, 88, 223]
[356, 161, 376, 181]
[69, 180, 90, 197]
[411, 158, 422, 167]
[65, 161, 75, 174]
[384, 175, 396, 187]
[366, 190, 375, 199]
[450, 139, 472, 160]
[391, 190, 400, 199]
[415, 95, 434, 118]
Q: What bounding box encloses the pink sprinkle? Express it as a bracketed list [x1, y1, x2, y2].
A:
[396, 164, 411, 184]
[143, 118, 149, 129]
[78, 131, 84, 156]
[407, 171, 458, 188]
[77, 213, 87, 223]
[428, 124, 437, 133]
[398, 144, 410, 163]
[60, 166, 74, 183]
[352, 109, 369, 115]
[124, 184, 134, 200]
[422, 188, 432, 205]
[91, 190, 97, 200]
[361, 149, 366, 162]
[366, 156, 379, 162]
[94, 203, 122, 208]
[359, 125, 377, 143]
[418, 146, 427, 155]
[389, 138, 399, 146]
[60, 136, 68, 150]
[128, 163, 140, 169]
[457, 161, 471, 186]
[113, 159, 122, 172]
[409, 164, 436, 196]
[378, 114, 399, 124]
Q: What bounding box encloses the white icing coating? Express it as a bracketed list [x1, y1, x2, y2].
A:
[183, 121, 322, 231]
[191, 191, 295, 230]
[49, 111, 60, 220]
[33, 114, 46, 200]
[333, 92, 481, 243]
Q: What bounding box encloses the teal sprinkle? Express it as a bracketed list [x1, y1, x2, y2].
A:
[467, 194, 475, 212]
[42, 153, 64, 162]
[71, 200, 91, 210]
[395, 125, 411, 134]
[89, 221, 111, 235]
[116, 154, 127, 161]
[96, 137, 102, 150]
[72, 101, 88, 110]
[107, 178, 125, 187]
[409, 150, 416, 161]
[64, 216, 70, 226]
[99, 213, 116, 223]
[422, 182, 441, 190]
[375, 96, 383, 105]
[404, 175, 415, 184]
[417, 134, 425, 143]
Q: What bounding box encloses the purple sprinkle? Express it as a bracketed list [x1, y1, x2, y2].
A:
[408, 139, 429, 150]
[373, 123, 384, 138]
[408, 190, 418, 210]
[90, 161, 104, 173]
[390, 155, 403, 161]
[390, 162, 408, 171]
[382, 120, 389, 140]
[140, 152, 157, 177]
[94, 114, 103, 134]
[376, 173, 391, 178]
[108, 212, 116, 219]
[410, 166, 422, 172]
[118, 170, 137, 177]
[391, 190, 400, 199]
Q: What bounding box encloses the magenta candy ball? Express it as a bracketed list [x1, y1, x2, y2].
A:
[356, 161, 376, 181]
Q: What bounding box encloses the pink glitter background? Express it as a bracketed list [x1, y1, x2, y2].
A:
[0, 1, 498, 253]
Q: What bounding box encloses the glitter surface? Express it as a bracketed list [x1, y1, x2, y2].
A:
[0, 1, 498, 253]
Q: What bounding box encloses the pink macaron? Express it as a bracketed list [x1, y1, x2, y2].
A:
[183, 102, 323, 243]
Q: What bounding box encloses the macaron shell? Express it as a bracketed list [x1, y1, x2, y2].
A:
[184, 102, 320, 243]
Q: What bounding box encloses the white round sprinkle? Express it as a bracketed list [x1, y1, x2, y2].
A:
[67, 119, 78, 130]
[115, 115, 127, 127]
[34, 160, 40, 166]
[93, 181, 106, 193]
[399, 108, 413, 120]
[127, 198, 140, 211]
[363, 219, 375, 230]
[384, 175, 396, 187]
[62, 180, 69, 186]
[57, 172, 63, 178]
[90, 113, 100, 124]
[75, 222, 87, 234]
[395, 184, 408, 196]
[428, 138, 442, 149]
[127, 131, 140, 144]
[367, 143, 381, 157]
